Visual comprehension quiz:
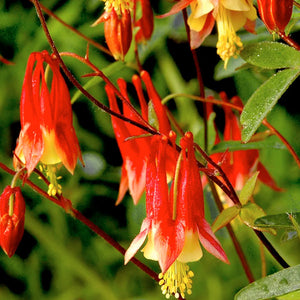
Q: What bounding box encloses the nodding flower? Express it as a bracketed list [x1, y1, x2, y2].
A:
[160, 0, 257, 68]
[14, 51, 83, 195]
[125, 132, 228, 299]
[106, 71, 177, 205]
[207, 92, 281, 204]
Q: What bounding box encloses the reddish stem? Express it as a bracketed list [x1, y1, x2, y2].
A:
[28, 0, 112, 56]
[0, 162, 159, 281]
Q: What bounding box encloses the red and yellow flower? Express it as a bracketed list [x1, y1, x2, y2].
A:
[93, 0, 154, 60]
[106, 71, 177, 205]
[207, 92, 281, 204]
[161, 0, 257, 67]
[14, 51, 83, 195]
[125, 132, 228, 298]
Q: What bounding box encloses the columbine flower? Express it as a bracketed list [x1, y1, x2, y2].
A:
[160, 0, 257, 67]
[0, 186, 25, 257]
[93, 0, 133, 60]
[106, 71, 176, 204]
[256, 0, 293, 34]
[14, 51, 83, 195]
[134, 0, 154, 43]
[93, 0, 154, 60]
[208, 92, 281, 203]
[125, 133, 228, 299]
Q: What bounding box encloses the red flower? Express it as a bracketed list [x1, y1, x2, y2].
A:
[134, 0, 154, 43]
[93, 0, 154, 60]
[93, 7, 132, 60]
[14, 51, 82, 194]
[208, 92, 281, 203]
[125, 133, 228, 298]
[0, 186, 25, 257]
[257, 0, 293, 33]
[106, 71, 176, 204]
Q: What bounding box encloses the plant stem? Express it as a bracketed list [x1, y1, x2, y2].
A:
[209, 180, 255, 283]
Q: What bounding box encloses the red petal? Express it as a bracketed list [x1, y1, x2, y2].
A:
[257, 162, 282, 191]
[158, 0, 194, 18]
[197, 219, 229, 263]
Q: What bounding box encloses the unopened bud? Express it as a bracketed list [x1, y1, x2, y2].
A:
[0, 186, 25, 257]
[257, 0, 293, 33]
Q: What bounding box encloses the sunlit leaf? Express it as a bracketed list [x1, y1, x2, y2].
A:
[240, 68, 300, 142]
[211, 139, 285, 154]
[240, 41, 300, 69]
[235, 265, 300, 300]
[254, 213, 300, 229]
[239, 172, 259, 206]
[212, 205, 240, 232]
[239, 203, 276, 233]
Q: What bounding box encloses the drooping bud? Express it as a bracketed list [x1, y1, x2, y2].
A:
[93, 2, 132, 60]
[257, 0, 293, 33]
[0, 186, 25, 257]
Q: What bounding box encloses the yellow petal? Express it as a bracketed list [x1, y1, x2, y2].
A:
[192, 0, 214, 18]
[222, 0, 251, 11]
[177, 230, 203, 263]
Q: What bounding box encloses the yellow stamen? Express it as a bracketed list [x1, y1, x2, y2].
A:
[216, 5, 243, 68]
[159, 261, 194, 299]
[40, 164, 62, 196]
[102, 0, 133, 15]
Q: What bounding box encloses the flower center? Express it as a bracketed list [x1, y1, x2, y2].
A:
[216, 5, 243, 68]
[40, 164, 62, 196]
[159, 260, 194, 299]
[102, 0, 133, 15]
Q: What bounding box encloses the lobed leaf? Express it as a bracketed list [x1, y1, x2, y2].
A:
[255, 213, 300, 229]
[212, 205, 240, 232]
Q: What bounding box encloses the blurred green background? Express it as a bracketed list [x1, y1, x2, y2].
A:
[0, 0, 300, 299]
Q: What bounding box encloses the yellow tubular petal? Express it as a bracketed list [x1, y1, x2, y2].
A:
[177, 230, 203, 263]
[188, 13, 208, 32]
[40, 129, 61, 165]
[222, 0, 251, 11]
[192, 0, 214, 18]
[142, 231, 159, 261]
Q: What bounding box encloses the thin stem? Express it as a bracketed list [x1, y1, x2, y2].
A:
[279, 32, 300, 51]
[163, 93, 300, 168]
[28, 0, 112, 56]
[32, 0, 157, 136]
[254, 231, 290, 269]
[0, 162, 159, 282]
[182, 8, 208, 151]
[209, 180, 255, 283]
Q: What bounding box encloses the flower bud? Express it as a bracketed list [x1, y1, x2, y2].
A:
[94, 8, 132, 60]
[0, 186, 25, 257]
[257, 0, 293, 33]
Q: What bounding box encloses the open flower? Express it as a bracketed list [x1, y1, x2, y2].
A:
[125, 132, 228, 298]
[106, 71, 176, 205]
[14, 51, 83, 195]
[208, 92, 281, 203]
[0, 186, 25, 257]
[161, 0, 257, 67]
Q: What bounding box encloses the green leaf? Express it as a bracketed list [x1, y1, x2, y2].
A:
[211, 139, 285, 154]
[235, 265, 300, 300]
[212, 205, 240, 232]
[255, 213, 300, 229]
[240, 41, 300, 69]
[239, 172, 259, 205]
[240, 203, 270, 232]
[241, 68, 300, 142]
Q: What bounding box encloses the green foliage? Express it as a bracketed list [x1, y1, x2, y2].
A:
[0, 1, 300, 300]
[235, 265, 300, 300]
